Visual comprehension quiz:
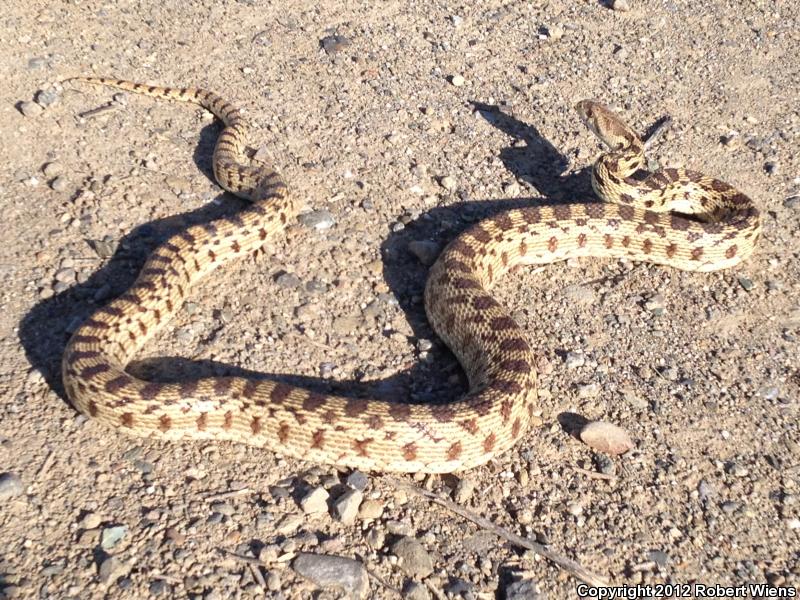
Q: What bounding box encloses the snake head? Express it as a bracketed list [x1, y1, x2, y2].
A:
[575, 99, 638, 151]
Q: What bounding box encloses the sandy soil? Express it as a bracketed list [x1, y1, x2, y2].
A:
[1, 0, 799, 598]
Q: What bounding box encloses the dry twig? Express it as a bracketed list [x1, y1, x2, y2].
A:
[387, 477, 609, 588]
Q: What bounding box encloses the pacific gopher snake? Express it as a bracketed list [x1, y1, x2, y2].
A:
[61, 77, 761, 473]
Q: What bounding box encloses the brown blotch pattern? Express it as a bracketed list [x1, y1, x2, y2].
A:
[158, 414, 172, 432]
[483, 432, 497, 453]
[447, 441, 463, 461]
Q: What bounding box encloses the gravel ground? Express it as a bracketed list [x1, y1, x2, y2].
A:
[2, 0, 799, 598]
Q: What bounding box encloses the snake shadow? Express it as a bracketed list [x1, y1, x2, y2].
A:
[17, 102, 596, 434]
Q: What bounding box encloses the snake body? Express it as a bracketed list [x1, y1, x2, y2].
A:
[61, 78, 761, 473]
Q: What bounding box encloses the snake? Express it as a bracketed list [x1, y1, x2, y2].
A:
[60, 77, 761, 473]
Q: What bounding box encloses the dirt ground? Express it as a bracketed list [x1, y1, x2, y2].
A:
[1, 0, 799, 598]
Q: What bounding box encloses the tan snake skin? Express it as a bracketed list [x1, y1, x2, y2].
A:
[61, 78, 761, 473]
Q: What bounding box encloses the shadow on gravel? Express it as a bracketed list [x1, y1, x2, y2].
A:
[18, 101, 597, 420]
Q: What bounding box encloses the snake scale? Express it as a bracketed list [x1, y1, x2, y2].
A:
[61, 77, 761, 473]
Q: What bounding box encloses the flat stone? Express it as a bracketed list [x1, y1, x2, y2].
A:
[392, 537, 434, 578]
[453, 478, 475, 504]
[321, 35, 351, 55]
[333, 489, 362, 525]
[298, 210, 335, 230]
[19, 100, 43, 117]
[300, 486, 329, 514]
[292, 553, 368, 599]
[98, 556, 126, 585]
[100, 525, 128, 550]
[408, 240, 440, 266]
[346, 470, 369, 491]
[0, 472, 24, 499]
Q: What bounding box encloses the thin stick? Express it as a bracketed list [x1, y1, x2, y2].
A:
[249, 563, 267, 588]
[387, 477, 609, 587]
[204, 488, 251, 502]
[572, 466, 617, 481]
[36, 450, 56, 478]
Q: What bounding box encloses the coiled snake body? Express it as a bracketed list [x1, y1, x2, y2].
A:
[61, 78, 761, 472]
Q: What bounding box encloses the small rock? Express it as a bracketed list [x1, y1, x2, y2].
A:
[0, 472, 24, 499]
[737, 276, 754, 291]
[42, 162, 63, 177]
[439, 176, 457, 191]
[783, 196, 800, 210]
[579, 421, 634, 455]
[91, 237, 117, 259]
[210, 501, 235, 516]
[149, 580, 168, 596]
[100, 525, 128, 550]
[300, 487, 330, 514]
[346, 470, 369, 492]
[19, 100, 43, 117]
[50, 176, 69, 192]
[298, 210, 335, 230]
[611, 0, 630, 11]
[54, 267, 76, 283]
[321, 35, 351, 55]
[505, 578, 545, 599]
[80, 512, 102, 529]
[98, 556, 126, 585]
[292, 553, 368, 599]
[358, 499, 384, 520]
[275, 514, 303, 535]
[453, 478, 476, 504]
[764, 161, 779, 175]
[564, 352, 585, 369]
[408, 240, 440, 266]
[647, 550, 670, 567]
[392, 537, 434, 578]
[450, 74, 465, 87]
[333, 489, 362, 525]
[275, 271, 302, 289]
[644, 293, 665, 315]
[36, 88, 60, 107]
[402, 580, 431, 600]
[576, 382, 600, 399]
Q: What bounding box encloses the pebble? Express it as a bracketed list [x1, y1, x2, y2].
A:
[644, 293, 665, 315]
[54, 267, 76, 283]
[403, 580, 431, 600]
[439, 175, 458, 191]
[564, 351, 585, 369]
[292, 553, 368, 599]
[579, 421, 634, 455]
[392, 537, 434, 578]
[100, 525, 128, 550]
[453, 477, 476, 503]
[346, 470, 369, 492]
[210, 501, 235, 516]
[320, 35, 351, 55]
[149, 580, 168, 596]
[35, 88, 60, 107]
[611, 0, 630, 10]
[42, 162, 63, 177]
[563, 284, 596, 306]
[80, 512, 102, 529]
[92, 237, 117, 259]
[450, 74, 465, 87]
[576, 382, 600, 399]
[275, 271, 301, 289]
[408, 240, 440, 266]
[298, 210, 336, 230]
[98, 557, 126, 584]
[300, 487, 330, 514]
[333, 489, 363, 525]
[50, 176, 69, 192]
[505, 579, 545, 599]
[737, 276, 754, 291]
[783, 196, 800, 210]
[358, 499, 384, 520]
[19, 100, 43, 117]
[0, 472, 24, 499]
